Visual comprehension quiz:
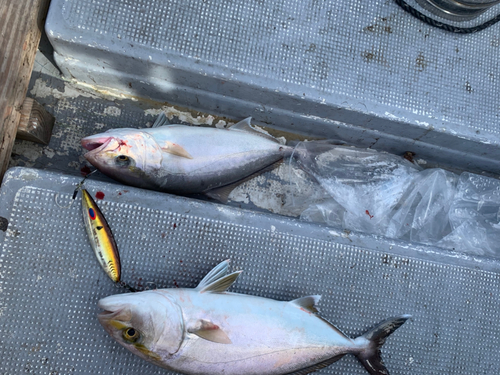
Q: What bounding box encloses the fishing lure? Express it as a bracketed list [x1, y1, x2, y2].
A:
[81, 188, 121, 283]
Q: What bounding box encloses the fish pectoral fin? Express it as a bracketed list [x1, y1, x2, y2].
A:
[151, 113, 169, 128]
[161, 141, 193, 159]
[290, 295, 321, 314]
[230, 117, 280, 143]
[188, 319, 232, 344]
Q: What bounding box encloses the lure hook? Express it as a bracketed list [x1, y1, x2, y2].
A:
[55, 169, 98, 209]
[116, 281, 137, 293]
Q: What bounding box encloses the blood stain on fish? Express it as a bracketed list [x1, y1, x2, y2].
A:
[365, 210, 374, 219]
[173, 223, 177, 229]
[80, 166, 92, 176]
[173, 279, 179, 288]
[95, 191, 105, 200]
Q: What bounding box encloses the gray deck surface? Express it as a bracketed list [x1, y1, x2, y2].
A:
[2, 1, 500, 374]
[1, 168, 500, 374]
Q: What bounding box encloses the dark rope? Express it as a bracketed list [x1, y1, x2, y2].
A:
[394, 0, 500, 33]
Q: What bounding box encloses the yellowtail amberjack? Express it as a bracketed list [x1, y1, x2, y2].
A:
[98, 260, 411, 375]
[81, 114, 294, 200]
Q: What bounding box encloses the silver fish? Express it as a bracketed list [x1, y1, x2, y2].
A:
[98, 260, 411, 375]
[81, 114, 292, 199]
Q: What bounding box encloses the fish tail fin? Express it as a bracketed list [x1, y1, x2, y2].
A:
[354, 315, 411, 375]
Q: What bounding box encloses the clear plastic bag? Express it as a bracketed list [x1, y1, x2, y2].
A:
[290, 141, 500, 257]
[294, 142, 420, 234]
[437, 173, 500, 256]
[384, 169, 457, 244]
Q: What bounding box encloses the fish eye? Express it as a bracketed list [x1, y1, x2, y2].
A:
[123, 327, 141, 343]
[115, 155, 131, 166]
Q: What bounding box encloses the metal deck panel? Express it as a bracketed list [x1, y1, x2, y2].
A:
[1, 167, 500, 374]
[45, 0, 500, 175]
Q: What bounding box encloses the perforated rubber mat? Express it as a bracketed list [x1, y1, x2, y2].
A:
[1, 167, 500, 374]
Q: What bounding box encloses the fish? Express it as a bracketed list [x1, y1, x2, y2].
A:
[81, 188, 121, 283]
[81, 114, 293, 200]
[98, 260, 411, 375]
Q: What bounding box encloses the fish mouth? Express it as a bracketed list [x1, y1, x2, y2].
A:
[81, 136, 113, 153]
[97, 297, 133, 322]
[97, 307, 132, 331]
[97, 308, 121, 322]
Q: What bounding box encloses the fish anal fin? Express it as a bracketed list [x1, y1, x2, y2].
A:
[204, 184, 235, 203]
[161, 141, 193, 159]
[290, 295, 321, 314]
[285, 354, 345, 375]
[230, 117, 280, 143]
[188, 319, 232, 344]
[200, 271, 242, 293]
[205, 159, 284, 203]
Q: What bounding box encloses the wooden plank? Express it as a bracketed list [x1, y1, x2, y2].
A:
[0, 0, 52, 182]
[17, 97, 55, 145]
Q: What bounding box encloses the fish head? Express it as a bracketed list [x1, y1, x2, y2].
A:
[82, 129, 163, 189]
[98, 291, 184, 364]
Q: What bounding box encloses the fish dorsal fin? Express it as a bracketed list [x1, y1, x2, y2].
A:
[161, 141, 193, 159]
[291, 295, 321, 314]
[196, 260, 242, 293]
[196, 260, 230, 289]
[188, 319, 232, 344]
[199, 271, 242, 293]
[152, 113, 169, 128]
[230, 117, 279, 143]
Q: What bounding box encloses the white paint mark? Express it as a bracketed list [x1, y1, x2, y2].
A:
[144, 107, 215, 126]
[30, 77, 101, 100]
[229, 163, 322, 217]
[67, 161, 80, 169]
[215, 120, 227, 128]
[43, 148, 55, 159]
[104, 106, 122, 117]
